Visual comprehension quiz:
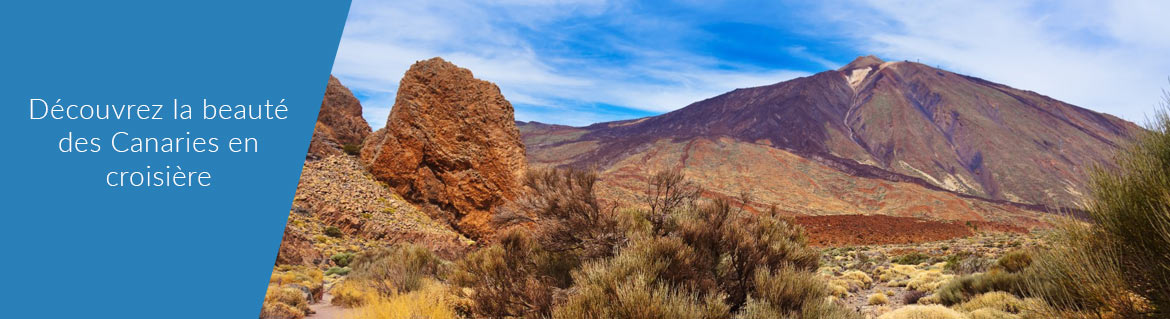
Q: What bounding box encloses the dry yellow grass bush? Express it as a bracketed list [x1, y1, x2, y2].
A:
[841, 270, 873, 288]
[869, 293, 889, 305]
[878, 264, 919, 285]
[827, 280, 850, 298]
[906, 269, 953, 292]
[876, 305, 965, 319]
[966, 308, 1018, 319]
[330, 279, 377, 307]
[259, 301, 304, 319]
[345, 279, 457, 319]
[954, 292, 1027, 313]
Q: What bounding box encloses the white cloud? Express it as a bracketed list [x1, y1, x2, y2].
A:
[829, 0, 1170, 123]
[332, 0, 1169, 128]
[332, 0, 810, 128]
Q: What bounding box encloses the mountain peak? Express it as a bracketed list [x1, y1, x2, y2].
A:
[838, 55, 885, 71]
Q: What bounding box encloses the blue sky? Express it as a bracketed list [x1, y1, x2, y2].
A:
[331, 0, 1170, 128]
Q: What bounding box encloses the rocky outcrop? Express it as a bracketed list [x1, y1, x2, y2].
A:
[275, 225, 323, 266]
[362, 57, 527, 239]
[283, 155, 473, 262]
[307, 76, 372, 160]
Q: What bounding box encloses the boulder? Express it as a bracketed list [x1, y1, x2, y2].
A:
[362, 57, 526, 239]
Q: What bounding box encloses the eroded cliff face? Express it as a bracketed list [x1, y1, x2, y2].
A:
[307, 76, 372, 160]
[362, 57, 526, 239]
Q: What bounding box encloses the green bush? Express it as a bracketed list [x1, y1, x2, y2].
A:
[892, 252, 930, 265]
[738, 266, 856, 318]
[342, 143, 361, 156]
[937, 271, 1025, 305]
[552, 200, 848, 318]
[330, 252, 355, 267]
[323, 226, 343, 238]
[553, 237, 728, 319]
[324, 266, 350, 276]
[453, 230, 569, 319]
[944, 251, 991, 275]
[993, 250, 1031, 273]
[348, 244, 445, 294]
[1020, 102, 1170, 316]
[675, 202, 821, 310]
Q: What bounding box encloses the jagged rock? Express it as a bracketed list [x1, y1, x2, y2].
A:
[307, 76, 372, 160]
[362, 57, 526, 239]
[275, 225, 323, 266]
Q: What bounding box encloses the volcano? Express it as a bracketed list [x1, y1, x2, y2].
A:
[519, 56, 1141, 223]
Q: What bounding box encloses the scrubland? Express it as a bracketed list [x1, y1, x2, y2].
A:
[263, 106, 1170, 319]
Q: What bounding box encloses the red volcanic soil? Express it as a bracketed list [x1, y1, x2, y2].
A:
[795, 215, 1025, 247]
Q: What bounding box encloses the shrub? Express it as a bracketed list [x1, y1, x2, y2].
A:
[903, 290, 927, 305]
[642, 169, 700, 234]
[868, 293, 889, 305]
[259, 301, 304, 319]
[330, 252, 355, 267]
[552, 236, 727, 319]
[936, 271, 1024, 305]
[268, 265, 324, 302]
[346, 279, 457, 319]
[841, 270, 874, 289]
[262, 285, 310, 318]
[554, 200, 848, 318]
[324, 266, 350, 276]
[954, 291, 1034, 315]
[324, 226, 343, 238]
[452, 230, 561, 319]
[1019, 103, 1170, 317]
[965, 308, 1016, 319]
[554, 278, 729, 319]
[342, 143, 361, 156]
[675, 202, 821, 311]
[876, 305, 965, 319]
[892, 252, 930, 265]
[509, 168, 626, 261]
[993, 250, 1031, 273]
[1020, 220, 1137, 315]
[906, 269, 953, 292]
[744, 266, 837, 315]
[329, 279, 375, 307]
[944, 252, 991, 275]
[348, 244, 445, 295]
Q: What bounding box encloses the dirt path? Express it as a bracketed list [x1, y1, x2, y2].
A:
[308, 293, 345, 319]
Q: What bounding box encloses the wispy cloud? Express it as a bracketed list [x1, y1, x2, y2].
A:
[332, 0, 1170, 128]
[332, 0, 820, 128]
[820, 0, 1170, 123]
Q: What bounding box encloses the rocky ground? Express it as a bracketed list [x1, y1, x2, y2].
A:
[278, 155, 472, 266]
[797, 215, 1028, 247]
[817, 231, 1044, 318]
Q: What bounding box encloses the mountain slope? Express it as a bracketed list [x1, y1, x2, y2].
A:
[521, 56, 1141, 218]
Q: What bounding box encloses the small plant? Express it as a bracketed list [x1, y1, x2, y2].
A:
[993, 250, 1031, 273]
[324, 226, 343, 238]
[945, 252, 991, 275]
[331, 252, 355, 267]
[878, 305, 965, 319]
[936, 271, 1024, 305]
[325, 266, 350, 276]
[349, 244, 446, 294]
[892, 252, 930, 265]
[342, 143, 361, 156]
[903, 290, 927, 305]
[868, 293, 889, 305]
[346, 279, 457, 319]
